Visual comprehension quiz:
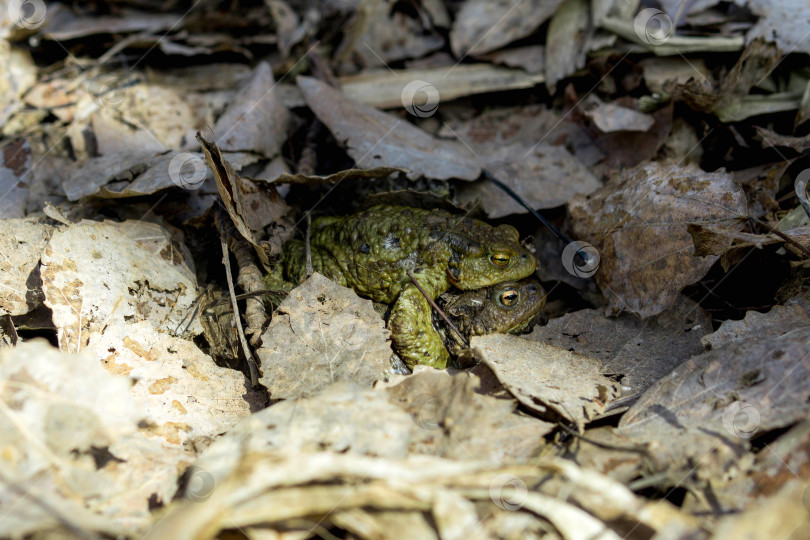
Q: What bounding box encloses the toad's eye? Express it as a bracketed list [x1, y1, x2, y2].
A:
[490, 253, 510, 267]
[499, 289, 519, 306]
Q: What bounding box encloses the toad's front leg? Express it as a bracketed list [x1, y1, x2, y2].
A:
[388, 278, 449, 369]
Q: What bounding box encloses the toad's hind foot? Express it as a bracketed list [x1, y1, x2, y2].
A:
[388, 283, 450, 369]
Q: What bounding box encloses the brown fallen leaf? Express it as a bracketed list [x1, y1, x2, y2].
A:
[198, 134, 292, 268]
[257, 273, 391, 400]
[297, 76, 480, 180]
[568, 161, 747, 318]
[211, 62, 291, 158]
[471, 333, 622, 429]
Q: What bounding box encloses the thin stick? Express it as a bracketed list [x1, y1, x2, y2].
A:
[406, 270, 469, 348]
[216, 211, 260, 387]
[753, 217, 810, 259]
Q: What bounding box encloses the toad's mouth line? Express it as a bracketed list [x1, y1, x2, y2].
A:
[446, 267, 459, 286]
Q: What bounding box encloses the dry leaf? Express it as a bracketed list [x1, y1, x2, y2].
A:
[450, 0, 564, 57]
[569, 161, 747, 317]
[86, 320, 265, 448]
[456, 142, 601, 218]
[701, 304, 810, 350]
[212, 62, 291, 158]
[257, 273, 391, 400]
[737, 0, 810, 55]
[527, 296, 711, 395]
[340, 64, 545, 109]
[40, 220, 200, 352]
[472, 333, 622, 428]
[297, 76, 480, 180]
[545, 0, 589, 93]
[386, 367, 554, 461]
[0, 218, 51, 316]
[619, 327, 810, 480]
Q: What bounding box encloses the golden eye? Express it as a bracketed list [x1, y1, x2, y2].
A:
[499, 289, 519, 306]
[490, 253, 510, 267]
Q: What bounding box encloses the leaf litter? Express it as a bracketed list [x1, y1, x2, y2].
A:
[2, 0, 810, 538]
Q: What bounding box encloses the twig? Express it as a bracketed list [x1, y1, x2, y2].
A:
[406, 270, 469, 348]
[556, 422, 649, 455]
[216, 210, 261, 387]
[752, 217, 810, 259]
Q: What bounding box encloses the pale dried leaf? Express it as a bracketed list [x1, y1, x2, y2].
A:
[0, 42, 36, 126]
[527, 296, 711, 395]
[297, 76, 480, 180]
[340, 64, 545, 109]
[86, 321, 264, 447]
[472, 333, 622, 427]
[619, 327, 810, 479]
[450, 0, 564, 57]
[545, 0, 589, 93]
[42, 8, 179, 40]
[196, 383, 414, 483]
[386, 367, 554, 461]
[0, 218, 52, 315]
[736, 0, 810, 55]
[712, 480, 810, 539]
[257, 273, 391, 400]
[584, 102, 656, 133]
[40, 220, 200, 352]
[0, 341, 156, 536]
